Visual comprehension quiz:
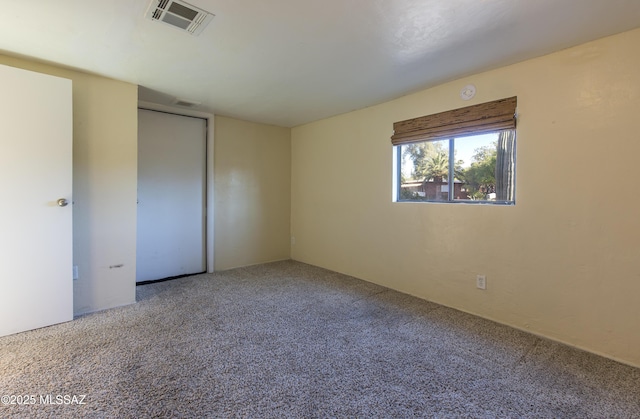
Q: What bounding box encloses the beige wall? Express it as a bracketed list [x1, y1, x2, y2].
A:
[214, 116, 291, 270]
[0, 55, 138, 315]
[291, 28, 640, 367]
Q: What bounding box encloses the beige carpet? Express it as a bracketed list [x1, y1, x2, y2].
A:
[1, 260, 639, 418]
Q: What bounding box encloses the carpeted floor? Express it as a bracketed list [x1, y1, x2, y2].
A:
[1, 260, 639, 418]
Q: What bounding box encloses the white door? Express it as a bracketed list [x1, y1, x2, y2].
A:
[136, 109, 206, 282]
[0, 64, 73, 336]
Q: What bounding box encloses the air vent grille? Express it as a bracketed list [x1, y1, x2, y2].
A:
[173, 98, 201, 108]
[145, 0, 214, 36]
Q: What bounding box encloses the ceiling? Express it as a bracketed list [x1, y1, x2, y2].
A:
[1, 0, 639, 127]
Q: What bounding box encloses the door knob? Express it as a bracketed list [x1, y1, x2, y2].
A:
[57, 198, 69, 207]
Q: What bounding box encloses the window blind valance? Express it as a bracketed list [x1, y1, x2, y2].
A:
[391, 96, 517, 146]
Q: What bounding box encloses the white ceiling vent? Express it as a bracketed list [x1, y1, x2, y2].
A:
[173, 98, 201, 108]
[145, 0, 214, 36]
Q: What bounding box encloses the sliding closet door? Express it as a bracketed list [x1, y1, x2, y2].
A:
[137, 109, 206, 282]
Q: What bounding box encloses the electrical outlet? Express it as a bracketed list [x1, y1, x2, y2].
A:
[73, 265, 79, 280]
[476, 274, 486, 290]
[291, 236, 296, 246]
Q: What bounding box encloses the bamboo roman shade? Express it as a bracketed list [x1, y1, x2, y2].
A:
[391, 96, 517, 146]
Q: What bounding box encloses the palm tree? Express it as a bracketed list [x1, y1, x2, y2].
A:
[424, 152, 449, 182]
[423, 152, 449, 200]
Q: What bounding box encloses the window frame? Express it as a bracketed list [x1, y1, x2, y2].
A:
[395, 130, 516, 205]
[392, 97, 517, 205]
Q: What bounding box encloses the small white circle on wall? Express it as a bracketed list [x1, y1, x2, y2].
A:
[460, 84, 476, 100]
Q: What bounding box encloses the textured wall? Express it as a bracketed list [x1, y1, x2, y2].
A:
[291, 28, 640, 367]
[214, 116, 291, 270]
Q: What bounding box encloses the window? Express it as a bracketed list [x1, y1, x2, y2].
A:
[392, 97, 517, 204]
